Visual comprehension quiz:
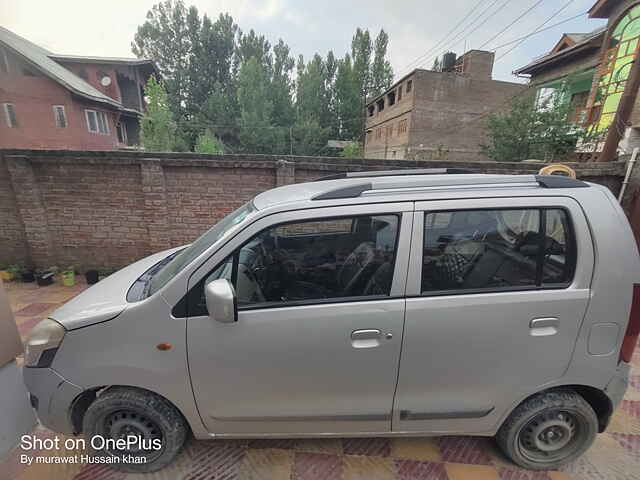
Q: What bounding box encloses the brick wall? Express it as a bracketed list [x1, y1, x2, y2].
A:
[0, 149, 628, 270]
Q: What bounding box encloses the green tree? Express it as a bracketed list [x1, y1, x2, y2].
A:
[370, 29, 394, 97]
[340, 141, 363, 158]
[334, 54, 361, 139]
[195, 131, 224, 154]
[271, 39, 295, 128]
[140, 76, 176, 152]
[481, 88, 586, 162]
[237, 57, 277, 153]
[132, 0, 191, 123]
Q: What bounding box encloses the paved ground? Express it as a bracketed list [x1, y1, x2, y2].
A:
[2, 279, 639, 480]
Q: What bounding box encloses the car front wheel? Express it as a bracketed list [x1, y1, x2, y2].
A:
[82, 387, 188, 473]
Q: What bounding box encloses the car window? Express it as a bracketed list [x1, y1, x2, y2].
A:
[542, 209, 575, 285]
[185, 214, 400, 316]
[421, 208, 576, 294]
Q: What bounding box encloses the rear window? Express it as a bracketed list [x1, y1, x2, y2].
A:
[421, 208, 576, 294]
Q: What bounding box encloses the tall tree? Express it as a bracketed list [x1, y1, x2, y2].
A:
[140, 76, 176, 152]
[334, 54, 361, 140]
[237, 57, 277, 153]
[351, 28, 372, 101]
[271, 39, 295, 128]
[132, 0, 191, 122]
[236, 29, 272, 74]
[370, 29, 393, 97]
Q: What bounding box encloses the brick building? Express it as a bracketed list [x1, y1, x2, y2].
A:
[364, 50, 525, 161]
[0, 26, 157, 150]
[515, 0, 640, 160]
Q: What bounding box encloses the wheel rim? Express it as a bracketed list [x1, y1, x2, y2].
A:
[517, 409, 585, 464]
[103, 410, 164, 460]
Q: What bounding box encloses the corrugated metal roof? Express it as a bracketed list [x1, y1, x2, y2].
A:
[50, 54, 157, 68]
[514, 27, 605, 75]
[0, 26, 138, 111]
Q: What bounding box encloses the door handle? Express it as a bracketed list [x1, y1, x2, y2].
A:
[529, 317, 559, 336]
[351, 329, 382, 349]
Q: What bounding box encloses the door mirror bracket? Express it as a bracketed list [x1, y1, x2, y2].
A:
[204, 279, 238, 323]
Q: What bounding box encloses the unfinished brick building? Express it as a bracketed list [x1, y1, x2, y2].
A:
[364, 50, 525, 161]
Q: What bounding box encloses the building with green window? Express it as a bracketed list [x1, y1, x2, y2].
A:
[515, 0, 640, 161]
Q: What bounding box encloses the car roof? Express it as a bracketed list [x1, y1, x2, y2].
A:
[252, 171, 589, 211]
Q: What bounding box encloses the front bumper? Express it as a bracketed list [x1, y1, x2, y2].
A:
[22, 366, 83, 434]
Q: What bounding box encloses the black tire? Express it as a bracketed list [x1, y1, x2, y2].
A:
[82, 387, 188, 473]
[496, 389, 598, 470]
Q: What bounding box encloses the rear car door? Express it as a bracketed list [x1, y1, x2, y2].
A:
[185, 203, 413, 435]
[394, 196, 594, 434]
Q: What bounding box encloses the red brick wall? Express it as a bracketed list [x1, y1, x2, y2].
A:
[164, 166, 276, 246]
[0, 149, 627, 271]
[33, 162, 148, 268]
[0, 65, 120, 150]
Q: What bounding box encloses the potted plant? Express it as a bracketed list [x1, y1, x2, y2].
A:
[21, 266, 36, 283]
[0, 265, 14, 281]
[85, 269, 99, 285]
[61, 265, 76, 287]
[36, 266, 58, 286]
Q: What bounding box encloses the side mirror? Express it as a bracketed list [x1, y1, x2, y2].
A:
[204, 279, 237, 323]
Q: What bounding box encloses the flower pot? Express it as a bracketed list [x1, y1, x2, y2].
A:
[85, 270, 99, 285]
[0, 269, 14, 281]
[21, 271, 36, 283]
[62, 271, 75, 287]
[36, 272, 55, 286]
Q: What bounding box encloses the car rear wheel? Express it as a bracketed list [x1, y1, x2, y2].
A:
[82, 387, 188, 473]
[496, 390, 597, 470]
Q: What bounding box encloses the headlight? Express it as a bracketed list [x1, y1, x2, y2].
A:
[24, 319, 65, 368]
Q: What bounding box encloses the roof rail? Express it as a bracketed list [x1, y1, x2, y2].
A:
[311, 174, 589, 201]
[315, 168, 475, 181]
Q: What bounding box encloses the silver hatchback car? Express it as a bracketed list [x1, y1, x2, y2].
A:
[23, 169, 640, 472]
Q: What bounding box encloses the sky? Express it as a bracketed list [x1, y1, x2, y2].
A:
[0, 0, 607, 83]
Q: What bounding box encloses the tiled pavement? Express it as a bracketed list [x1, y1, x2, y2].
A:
[2, 280, 640, 480]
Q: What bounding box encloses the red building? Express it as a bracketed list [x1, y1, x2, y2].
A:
[0, 26, 158, 150]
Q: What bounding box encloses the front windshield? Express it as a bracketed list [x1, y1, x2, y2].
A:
[148, 202, 256, 296]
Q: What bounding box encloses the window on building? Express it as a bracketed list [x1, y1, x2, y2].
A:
[96, 111, 109, 134]
[406, 80, 413, 93]
[3, 103, 17, 128]
[398, 119, 408, 134]
[85, 109, 109, 134]
[377, 98, 385, 112]
[368, 105, 375, 117]
[397, 85, 402, 101]
[52, 105, 67, 128]
[116, 122, 128, 144]
[388, 90, 396, 106]
[0, 48, 9, 74]
[420, 208, 575, 294]
[387, 124, 393, 137]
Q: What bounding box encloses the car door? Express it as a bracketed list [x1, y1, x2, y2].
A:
[186, 203, 413, 435]
[393, 196, 594, 434]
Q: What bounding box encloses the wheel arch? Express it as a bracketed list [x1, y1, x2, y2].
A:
[499, 384, 613, 434]
[70, 385, 193, 436]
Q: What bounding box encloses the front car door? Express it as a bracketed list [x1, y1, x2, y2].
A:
[394, 196, 594, 435]
[185, 203, 413, 435]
